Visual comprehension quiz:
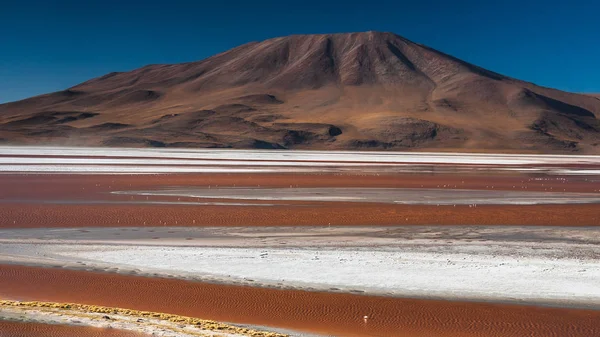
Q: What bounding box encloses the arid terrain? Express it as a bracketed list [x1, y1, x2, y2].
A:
[1, 32, 600, 153]
[1, 146, 600, 336]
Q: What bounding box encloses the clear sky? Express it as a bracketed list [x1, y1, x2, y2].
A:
[1, 0, 598, 103]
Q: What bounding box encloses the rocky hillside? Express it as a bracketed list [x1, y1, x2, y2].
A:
[1, 31, 599, 152]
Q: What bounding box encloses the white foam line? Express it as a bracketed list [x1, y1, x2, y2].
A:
[553, 169, 600, 175]
[0, 157, 398, 167]
[0, 165, 319, 173]
[114, 188, 600, 205]
[1, 146, 600, 165]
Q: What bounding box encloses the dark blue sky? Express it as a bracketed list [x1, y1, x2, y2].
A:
[1, 0, 598, 103]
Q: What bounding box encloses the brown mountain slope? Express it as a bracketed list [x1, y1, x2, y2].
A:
[1, 31, 599, 152]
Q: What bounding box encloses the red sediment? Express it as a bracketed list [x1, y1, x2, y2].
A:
[0, 202, 599, 228]
[0, 173, 598, 200]
[0, 173, 599, 228]
[1, 264, 599, 337]
[0, 320, 145, 337]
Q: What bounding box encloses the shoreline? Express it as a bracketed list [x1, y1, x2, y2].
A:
[2, 225, 599, 310]
[0, 300, 288, 337]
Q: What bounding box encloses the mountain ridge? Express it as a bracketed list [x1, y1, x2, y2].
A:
[1, 31, 599, 153]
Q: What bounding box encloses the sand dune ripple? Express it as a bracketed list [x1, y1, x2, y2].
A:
[1, 265, 599, 337]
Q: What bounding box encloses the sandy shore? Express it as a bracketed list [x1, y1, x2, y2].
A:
[2, 264, 600, 337]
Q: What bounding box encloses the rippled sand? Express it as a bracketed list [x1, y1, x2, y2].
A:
[0, 320, 145, 337]
[2, 265, 600, 337]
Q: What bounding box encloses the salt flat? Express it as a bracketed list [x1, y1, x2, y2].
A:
[2, 226, 599, 309]
[2, 146, 600, 175]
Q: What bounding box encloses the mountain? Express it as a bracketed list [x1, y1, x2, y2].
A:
[1, 31, 599, 153]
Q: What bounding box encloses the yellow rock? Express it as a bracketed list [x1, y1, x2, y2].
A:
[0, 299, 288, 337]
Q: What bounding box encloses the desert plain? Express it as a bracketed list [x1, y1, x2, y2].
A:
[1, 146, 600, 337]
